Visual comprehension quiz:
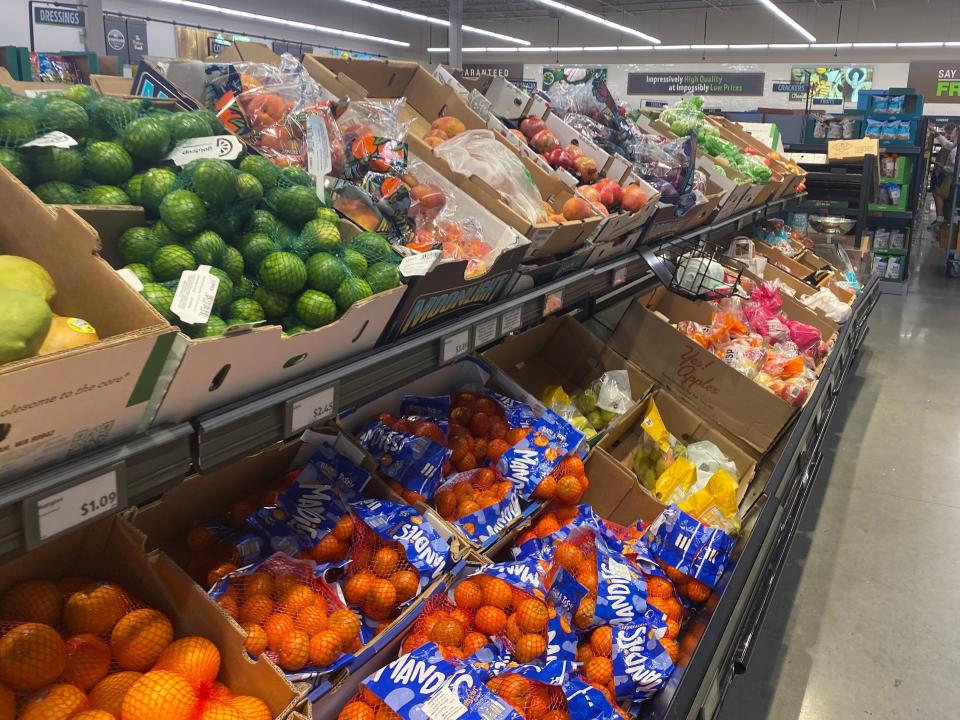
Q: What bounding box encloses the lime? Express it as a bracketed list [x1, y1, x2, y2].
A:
[0, 112, 39, 146]
[335, 276, 373, 313]
[266, 185, 320, 226]
[218, 245, 244, 282]
[152, 244, 197, 281]
[280, 166, 312, 187]
[241, 234, 279, 271]
[141, 282, 176, 322]
[123, 263, 154, 284]
[122, 116, 171, 161]
[239, 155, 280, 190]
[306, 253, 347, 294]
[341, 248, 368, 277]
[365, 261, 401, 294]
[284, 325, 309, 336]
[207, 208, 245, 240]
[0, 148, 28, 183]
[348, 231, 394, 265]
[315, 206, 339, 225]
[194, 108, 225, 136]
[140, 167, 178, 214]
[33, 180, 80, 204]
[246, 208, 279, 237]
[300, 220, 341, 254]
[185, 315, 227, 338]
[271, 221, 298, 251]
[227, 298, 266, 323]
[61, 84, 98, 107]
[235, 172, 263, 205]
[169, 112, 212, 142]
[253, 286, 290, 320]
[295, 290, 337, 328]
[124, 172, 146, 204]
[90, 97, 138, 137]
[81, 185, 130, 205]
[29, 147, 83, 183]
[189, 158, 236, 207]
[153, 219, 182, 246]
[84, 142, 134, 185]
[118, 226, 159, 263]
[160, 189, 207, 235]
[258, 251, 307, 294]
[233, 274, 256, 300]
[208, 267, 234, 311]
[44, 98, 89, 141]
[186, 230, 227, 265]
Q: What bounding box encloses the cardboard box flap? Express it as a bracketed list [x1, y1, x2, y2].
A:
[583, 447, 665, 526]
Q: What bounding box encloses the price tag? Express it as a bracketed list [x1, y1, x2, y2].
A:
[500, 305, 522, 335]
[23, 465, 126, 548]
[170, 265, 219, 324]
[473, 317, 498, 348]
[612, 267, 627, 287]
[398, 250, 441, 278]
[543, 290, 563, 317]
[165, 135, 243, 166]
[307, 114, 332, 196]
[441, 329, 471, 363]
[285, 383, 338, 436]
[116, 267, 144, 292]
[21, 130, 78, 148]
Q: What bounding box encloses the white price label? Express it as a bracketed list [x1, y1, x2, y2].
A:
[166, 135, 243, 166]
[21, 130, 78, 148]
[307, 114, 332, 196]
[36, 470, 120, 541]
[398, 250, 442, 278]
[543, 290, 563, 317]
[288, 384, 337, 435]
[607, 558, 634, 581]
[116, 267, 144, 292]
[473, 317, 498, 348]
[500, 306, 522, 334]
[441, 330, 471, 363]
[612, 267, 627, 287]
[24, 88, 62, 98]
[422, 686, 468, 720]
[170, 265, 219, 324]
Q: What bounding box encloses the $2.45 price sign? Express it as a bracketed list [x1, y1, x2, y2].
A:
[286, 382, 339, 436]
[24, 465, 126, 548]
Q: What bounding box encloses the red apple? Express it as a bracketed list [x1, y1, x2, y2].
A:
[621, 184, 648, 212]
[530, 129, 560, 153]
[564, 143, 584, 159]
[578, 185, 601, 204]
[562, 196, 594, 221]
[596, 180, 623, 210]
[572, 155, 599, 182]
[520, 116, 547, 139]
[590, 201, 609, 216]
[544, 147, 574, 170]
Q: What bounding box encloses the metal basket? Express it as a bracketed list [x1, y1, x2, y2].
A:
[640, 236, 746, 301]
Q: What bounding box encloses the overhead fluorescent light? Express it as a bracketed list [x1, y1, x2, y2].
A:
[691, 44, 729, 50]
[852, 42, 897, 48]
[336, 0, 530, 45]
[756, 0, 816, 42]
[898, 41, 944, 47]
[147, 0, 410, 46]
[810, 43, 851, 48]
[654, 45, 692, 50]
[946, 41, 960, 47]
[517, 46, 552, 52]
[583, 46, 620, 51]
[728, 44, 769, 49]
[768, 43, 810, 48]
[429, 40, 949, 54]
[527, 0, 660, 44]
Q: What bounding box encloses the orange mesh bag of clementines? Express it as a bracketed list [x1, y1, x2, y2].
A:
[210, 552, 360, 676]
[486, 672, 570, 720]
[529, 455, 589, 507]
[433, 468, 514, 524]
[401, 591, 490, 662]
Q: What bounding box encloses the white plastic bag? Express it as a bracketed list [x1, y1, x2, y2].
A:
[802, 287, 852, 323]
[685, 441, 739, 490]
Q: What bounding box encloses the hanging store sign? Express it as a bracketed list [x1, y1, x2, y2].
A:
[34, 6, 85, 27]
[907, 62, 960, 103]
[627, 71, 765, 96]
[462, 62, 525, 79]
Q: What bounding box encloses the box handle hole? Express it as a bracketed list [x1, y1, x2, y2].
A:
[209, 364, 231, 391]
[284, 353, 308, 368]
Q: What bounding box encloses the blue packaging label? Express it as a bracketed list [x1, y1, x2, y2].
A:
[307, 443, 371, 499]
[358, 419, 450, 499]
[594, 554, 649, 627]
[611, 615, 675, 701]
[437, 471, 522, 545]
[489, 391, 538, 428]
[563, 675, 624, 720]
[497, 410, 585, 500]
[645, 505, 734, 589]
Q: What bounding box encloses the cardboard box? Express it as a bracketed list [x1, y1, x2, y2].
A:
[0, 515, 300, 718]
[0, 168, 176, 481]
[828, 137, 880, 163]
[0, 65, 73, 96]
[505, 243, 593, 296]
[640, 184, 726, 245]
[89, 73, 133, 96]
[78, 208, 407, 425]
[709, 116, 806, 198]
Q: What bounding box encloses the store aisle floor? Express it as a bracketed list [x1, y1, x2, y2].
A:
[718, 223, 960, 719]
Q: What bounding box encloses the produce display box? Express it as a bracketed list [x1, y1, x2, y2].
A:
[301, 54, 603, 261]
[480, 314, 656, 442]
[747, 262, 854, 318]
[640, 177, 726, 245]
[0, 168, 176, 482]
[594, 387, 759, 517]
[78, 207, 407, 426]
[581, 224, 645, 268]
[89, 73, 133, 96]
[504, 243, 593, 296]
[0, 514, 301, 719]
[709, 116, 805, 198]
[0, 65, 73, 95]
[590, 173, 661, 244]
[753, 242, 847, 293]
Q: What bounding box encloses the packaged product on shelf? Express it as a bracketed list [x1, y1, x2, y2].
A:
[802, 288, 853, 324]
[887, 95, 905, 114]
[496, 410, 586, 501]
[433, 468, 522, 546]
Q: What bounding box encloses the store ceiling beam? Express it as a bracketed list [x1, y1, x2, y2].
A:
[83, 0, 106, 54]
[450, 0, 464, 69]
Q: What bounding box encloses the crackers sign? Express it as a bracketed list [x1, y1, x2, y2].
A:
[628, 71, 765, 96]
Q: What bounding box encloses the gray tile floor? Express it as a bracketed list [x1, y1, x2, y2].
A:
[717, 213, 960, 719]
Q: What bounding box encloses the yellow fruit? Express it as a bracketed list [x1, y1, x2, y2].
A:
[60, 634, 111, 691]
[153, 637, 220, 689]
[19, 683, 89, 720]
[121, 670, 196, 720]
[88, 671, 141, 717]
[110, 608, 174, 671]
[0, 580, 63, 626]
[0, 255, 56, 302]
[0, 622, 66, 692]
[38, 316, 99, 355]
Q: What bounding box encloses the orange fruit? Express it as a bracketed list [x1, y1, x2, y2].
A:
[452, 481, 474, 500]
[216, 595, 239, 620]
[273, 575, 302, 595]
[516, 599, 548, 633]
[207, 680, 232, 701]
[420, 611, 447, 639]
[514, 633, 547, 663]
[434, 491, 457, 519]
[207, 563, 238, 588]
[390, 570, 419, 603]
[343, 572, 375, 607]
[576, 643, 594, 663]
[375, 706, 402, 720]
[110, 608, 174, 671]
[241, 573, 273, 597]
[648, 596, 683, 622]
[238, 594, 274, 625]
[456, 499, 480, 519]
[19, 683, 89, 720]
[646, 577, 674, 599]
[526, 687, 549, 719]
[542, 710, 569, 720]
[555, 475, 583, 505]
[487, 439, 511, 462]
[227, 695, 272, 720]
[481, 577, 512, 610]
[196, 699, 242, 720]
[573, 597, 595, 629]
[309, 630, 344, 667]
[332, 515, 355, 541]
[666, 618, 680, 640]
[463, 632, 489, 656]
[401, 632, 428, 655]
[453, 580, 483, 611]
[309, 535, 348, 563]
[0, 622, 66, 692]
[590, 626, 612, 657]
[659, 637, 680, 662]
[186, 526, 216, 553]
[663, 566, 687, 584]
[554, 456, 584, 479]
[63, 584, 128, 635]
[555, 542, 584, 572]
[495, 674, 530, 707]
[328, 609, 362, 647]
[242, 624, 267, 656]
[555, 504, 578, 525]
[89, 671, 141, 716]
[684, 579, 712, 604]
[505, 614, 522, 644]
[60, 634, 111, 691]
[72, 712, 117, 720]
[0, 684, 12, 720]
[473, 606, 507, 636]
[534, 514, 561, 538]
[585, 656, 613, 685]
[278, 630, 310, 671]
[0, 580, 63, 626]
[263, 613, 295, 652]
[532, 476, 557, 500]
[153, 636, 221, 689]
[339, 701, 375, 720]
[448, 608, 471, 628]
[121, 670, 197, 720]
[364, 579, 398, 617]
[278, 584, 317, 616]
[295, 605, 328, 635]
[429, 619, 465, 647]
[371, 548, 400, 578]
[506, 427, 529, 445]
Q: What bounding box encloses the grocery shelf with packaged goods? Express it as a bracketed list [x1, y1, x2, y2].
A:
[0, 36, 878, 720]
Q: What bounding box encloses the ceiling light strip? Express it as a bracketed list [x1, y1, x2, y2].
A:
[526, 0, 660, 44]
[756, 0, 816, 42]
[428, 40, 952, 53]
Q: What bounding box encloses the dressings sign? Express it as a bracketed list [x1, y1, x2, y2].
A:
[907, 62, 960, 103]
[627, 71, 765, 96]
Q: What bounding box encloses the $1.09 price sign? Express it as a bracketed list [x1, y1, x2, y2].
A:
[25, 466, 125, 547]
[286, 382, 338, 436]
